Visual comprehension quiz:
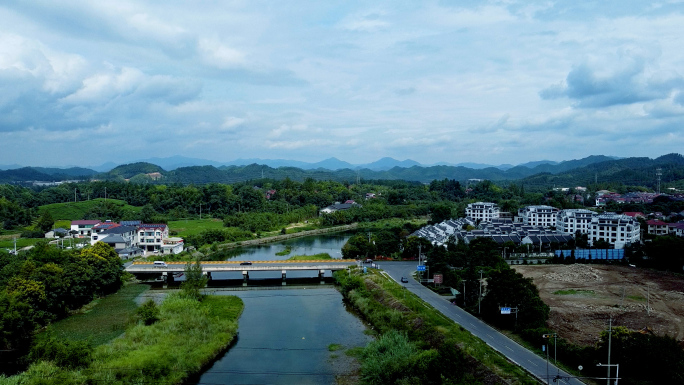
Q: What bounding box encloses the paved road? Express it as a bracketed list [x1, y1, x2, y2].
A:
[126, 260, 356, 274]
[380, 261, 585, 385]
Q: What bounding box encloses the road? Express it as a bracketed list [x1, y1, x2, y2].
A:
[380, 261, 585, 385]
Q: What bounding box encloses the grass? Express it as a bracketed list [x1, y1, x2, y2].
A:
[0, 238, 45, 249]
[553, 289, 595, 296]
[48, 284, 150, 347]
[338, 269, 537, 384]
[328, 343, 343, 352]
[628, 295, 646, 302]
[287, 253, 333, 261]
[357, 217, 428, 230]
[38, 199, 140, 221]
[168, 218, 225, 237]
[275, 246, 292, 256]
[2, 293, 244, 385]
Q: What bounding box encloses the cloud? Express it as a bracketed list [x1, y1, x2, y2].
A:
[540, 58, 684, 108]
[198, 38, 246, 69]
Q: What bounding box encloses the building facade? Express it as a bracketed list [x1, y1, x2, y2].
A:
[557, 209, 595, 236]
[465, 202, 500, 223]
[589, 213, 640, 249]
[517, 205, 559, 228]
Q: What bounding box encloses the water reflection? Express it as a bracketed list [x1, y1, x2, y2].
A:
[191, 288, 371, 385]
[211, 233, 352, 262]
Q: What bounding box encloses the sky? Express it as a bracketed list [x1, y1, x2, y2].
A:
[2, 1, 684, 168]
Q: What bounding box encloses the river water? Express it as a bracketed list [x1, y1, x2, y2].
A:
[190, 233, 371, 385]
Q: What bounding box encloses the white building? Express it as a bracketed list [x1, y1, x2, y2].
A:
[161, 237, 185, 255]
[137, 224, 169, 253]
[70, 220, 101, 237]
[589, 213, 640, 249]
[465, 202, 500, 223]
[517, 205, 559, 228]
[557, 209, 595, 235]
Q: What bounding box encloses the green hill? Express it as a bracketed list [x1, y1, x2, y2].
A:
[104, 162, 165, 179]
[39, 198, 142, 221]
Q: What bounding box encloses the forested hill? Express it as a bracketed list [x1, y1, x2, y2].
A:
[4, 154, 684, 187]
[0, 167, 96, 183]
[519, 153, 684, 189]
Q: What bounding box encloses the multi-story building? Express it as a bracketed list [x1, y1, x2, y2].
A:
[137, 224, 169, 253]
[589, 213, 640, 249]
[91, 225, 138, 246]
[465, 202, 500, 223]
[517, 205, 559, 228]
[557, 209, 595, 236]
[647, 219, 670, 236]
[70, 220, 101, 237]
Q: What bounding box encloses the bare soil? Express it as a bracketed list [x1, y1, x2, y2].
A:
[512, 264, 684, 346]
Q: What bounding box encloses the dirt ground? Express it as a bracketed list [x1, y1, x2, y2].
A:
[512, 264, 684, 347]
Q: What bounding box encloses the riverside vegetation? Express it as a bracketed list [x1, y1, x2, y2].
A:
[334, 268, 537, 385]
[0, 260, 243, 385]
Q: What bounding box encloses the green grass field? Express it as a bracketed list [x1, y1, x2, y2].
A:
[38, 198, 141, 221]
[0, 238, 45, 249]
[168, 218, 225, 237]
[48, 284, 150, 346]
[553, 289, 595, 296]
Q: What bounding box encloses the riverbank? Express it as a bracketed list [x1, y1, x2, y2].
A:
[335, 269, 537, 384]
[216, 223, 358, 249]
[0, 293, 244, 385]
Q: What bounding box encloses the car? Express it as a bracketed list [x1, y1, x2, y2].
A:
[240, 261, 253, 265]
[400, 277, 409, 283]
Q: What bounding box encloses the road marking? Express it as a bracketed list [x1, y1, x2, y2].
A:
[527, 359, 538, 367]
[486, 334, 494, 339]
[505, 345, 513, 351]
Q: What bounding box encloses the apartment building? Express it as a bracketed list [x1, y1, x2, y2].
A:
[589, 213, 640, 249]
[517, 205, 559, 228]
[137, 224, 169, 253]
[557, 209, 595, 235]
[465, 202, 500, 223]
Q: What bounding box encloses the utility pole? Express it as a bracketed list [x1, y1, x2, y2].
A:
[656, 168, 662, 194]
[463, 281, 466, 307]
[478, 270, 483, 314]
[647, 285, 650, 315]
[74, 188, 77, 203]
[607, 317, 612, 385]
[199, 203, 202, 220]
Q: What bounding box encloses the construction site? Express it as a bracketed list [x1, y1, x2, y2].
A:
[512, 264, 684, 346]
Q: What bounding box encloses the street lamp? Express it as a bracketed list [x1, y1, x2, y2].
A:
[543, 333, 558, 379]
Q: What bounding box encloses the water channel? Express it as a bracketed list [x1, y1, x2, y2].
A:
[188, 232, 372, 384]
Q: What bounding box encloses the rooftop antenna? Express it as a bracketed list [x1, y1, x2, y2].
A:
[656, 168, 662, 194]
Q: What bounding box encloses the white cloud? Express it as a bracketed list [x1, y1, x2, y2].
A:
[198, 38, 246, 69]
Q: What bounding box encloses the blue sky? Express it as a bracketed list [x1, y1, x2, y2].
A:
[2, 1, 684, 167]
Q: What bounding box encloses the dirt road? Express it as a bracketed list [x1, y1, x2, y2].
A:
[513, 264, 684, 346]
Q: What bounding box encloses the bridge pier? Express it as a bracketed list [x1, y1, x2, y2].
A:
[242, 271, 249, 286]
[282, 270, 287, 286]
[319, 269, 325, 284]
[203, 272, 212, 282]
[162, 272, 169, 288]
[166, 272, 175, 285]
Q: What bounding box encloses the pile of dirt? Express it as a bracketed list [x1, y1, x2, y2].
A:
[541, 264, 603, 284]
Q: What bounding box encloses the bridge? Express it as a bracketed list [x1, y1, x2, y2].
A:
[126, 260, 359, 285]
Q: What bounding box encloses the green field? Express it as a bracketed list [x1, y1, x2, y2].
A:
[0, 238, 45, 249]
[39, 198, 141, 221]
[553, 289, 595, 296]
[287, 253, 333, 261]
[168, 218, 226, 237]
[48, 284, 150, 346]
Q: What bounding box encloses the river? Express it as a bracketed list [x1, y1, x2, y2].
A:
[190, 233, 371, 384]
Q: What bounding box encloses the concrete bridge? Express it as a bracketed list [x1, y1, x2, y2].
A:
[126, 260, 358, 285]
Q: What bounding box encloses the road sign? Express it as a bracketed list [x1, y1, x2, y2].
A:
[433, 274, 443, 284]
[500, 307, 511, 314]
[417, 265, 426, 271]
[450, 288, 461, 296]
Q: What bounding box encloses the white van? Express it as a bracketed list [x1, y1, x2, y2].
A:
[153, 261, 168, 267]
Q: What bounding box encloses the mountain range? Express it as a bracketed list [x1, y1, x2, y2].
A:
[2, 154, 680, 190]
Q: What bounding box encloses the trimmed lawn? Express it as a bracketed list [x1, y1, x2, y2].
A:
[49, 284, 150, 346]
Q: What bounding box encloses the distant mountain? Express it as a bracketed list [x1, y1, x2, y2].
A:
[310, 157, 355, 170]
[33, 167, 98, 177]
[0, 164, 22, 171]
[361, 157, 421, 171]
[517, 160, 558, 168]
[104, 162, 166, 180]
[135, 155, 223, 170]
[90, 162, 119, 173]
[0, 167, 58, 183]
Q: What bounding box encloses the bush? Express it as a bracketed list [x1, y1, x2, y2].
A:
[136, 299, 160, 326]
[28, 333, 92, 369]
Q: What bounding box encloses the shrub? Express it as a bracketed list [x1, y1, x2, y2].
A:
[136, 299, 160, 326]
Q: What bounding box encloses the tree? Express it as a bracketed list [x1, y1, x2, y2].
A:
[181, 259, 207, 301]
[36, 211, 55, 233]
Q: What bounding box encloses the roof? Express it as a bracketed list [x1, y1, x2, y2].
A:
[647, 219, 670, 226]
[99, 235, 127, 244]
[72, 220, 101, 226]
[100, 225, 137, 235]
[139, 224, 168, 230]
